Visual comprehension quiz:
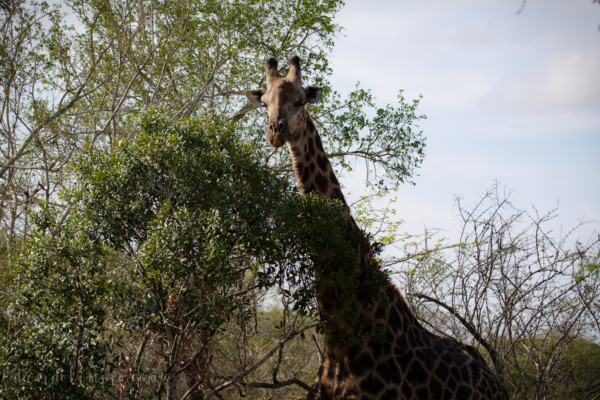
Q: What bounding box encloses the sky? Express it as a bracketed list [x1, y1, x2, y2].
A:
[328, 0, 600, 242]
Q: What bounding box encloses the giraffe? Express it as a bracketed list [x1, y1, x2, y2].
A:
[246, 55, 508, 400]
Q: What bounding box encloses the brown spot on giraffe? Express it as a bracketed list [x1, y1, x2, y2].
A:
[246, 56, 508, 400]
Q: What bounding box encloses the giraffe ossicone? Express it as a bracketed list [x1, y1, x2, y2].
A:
[246, 56, 508, 400]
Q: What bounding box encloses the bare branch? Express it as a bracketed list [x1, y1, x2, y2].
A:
[408, 292, 499, 368]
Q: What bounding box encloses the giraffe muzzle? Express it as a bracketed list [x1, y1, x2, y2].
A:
[267, 119, 289, 148]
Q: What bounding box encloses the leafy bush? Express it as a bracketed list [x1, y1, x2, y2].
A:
[1, 116, 362, 399]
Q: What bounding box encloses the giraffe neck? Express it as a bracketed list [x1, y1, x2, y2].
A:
[286, 109, 346, 204]
[285, 108, 389, 349]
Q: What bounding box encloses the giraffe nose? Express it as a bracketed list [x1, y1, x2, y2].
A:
[268, 131, 284, 147]
[267, 119, 289, 147]
[269, 119, 287, 133]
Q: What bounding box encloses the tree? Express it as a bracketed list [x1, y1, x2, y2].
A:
[1, 0, 427, 397]
[1, 115, 366, 398]
[0, 0, 425, 326]
[0, 0, 425, 247]
[391, 186, 600, 399]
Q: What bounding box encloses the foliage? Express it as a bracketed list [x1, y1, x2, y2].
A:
[0, 0, 344, 273]
[0, 0, 425, 250]
[506, 336, 600, 400]
[1, 1, 428, 396]
[211, 304, 321, 399]
[550, 337, 600, 399]
[0, 0, 426, 332]
[0, 116, 364, 398]
[1, 219, 112, 399]
[312, 87, 426, 191]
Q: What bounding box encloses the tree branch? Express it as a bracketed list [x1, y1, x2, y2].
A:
[180, 322, 320, 400]
[408, 292, 499, 369]
[0, 83, 88, 179]
[247, 377, 312, 391]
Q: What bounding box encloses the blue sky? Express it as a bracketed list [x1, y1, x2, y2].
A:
[329, 0, 600, 240]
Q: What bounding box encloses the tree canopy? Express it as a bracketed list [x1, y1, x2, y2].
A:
[1, 0, 425, 397]
[1, 114, 367, 398]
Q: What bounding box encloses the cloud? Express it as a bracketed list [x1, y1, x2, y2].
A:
[489, 48, 600, 114]
[331, 0, 600, 239]
[333, 0, 600, 115]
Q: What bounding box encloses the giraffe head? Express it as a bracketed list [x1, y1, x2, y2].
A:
[245, 56, 323, 148]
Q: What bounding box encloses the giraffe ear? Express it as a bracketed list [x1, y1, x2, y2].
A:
[245, 88, 265, 108]
[305, 86, 323, 104]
